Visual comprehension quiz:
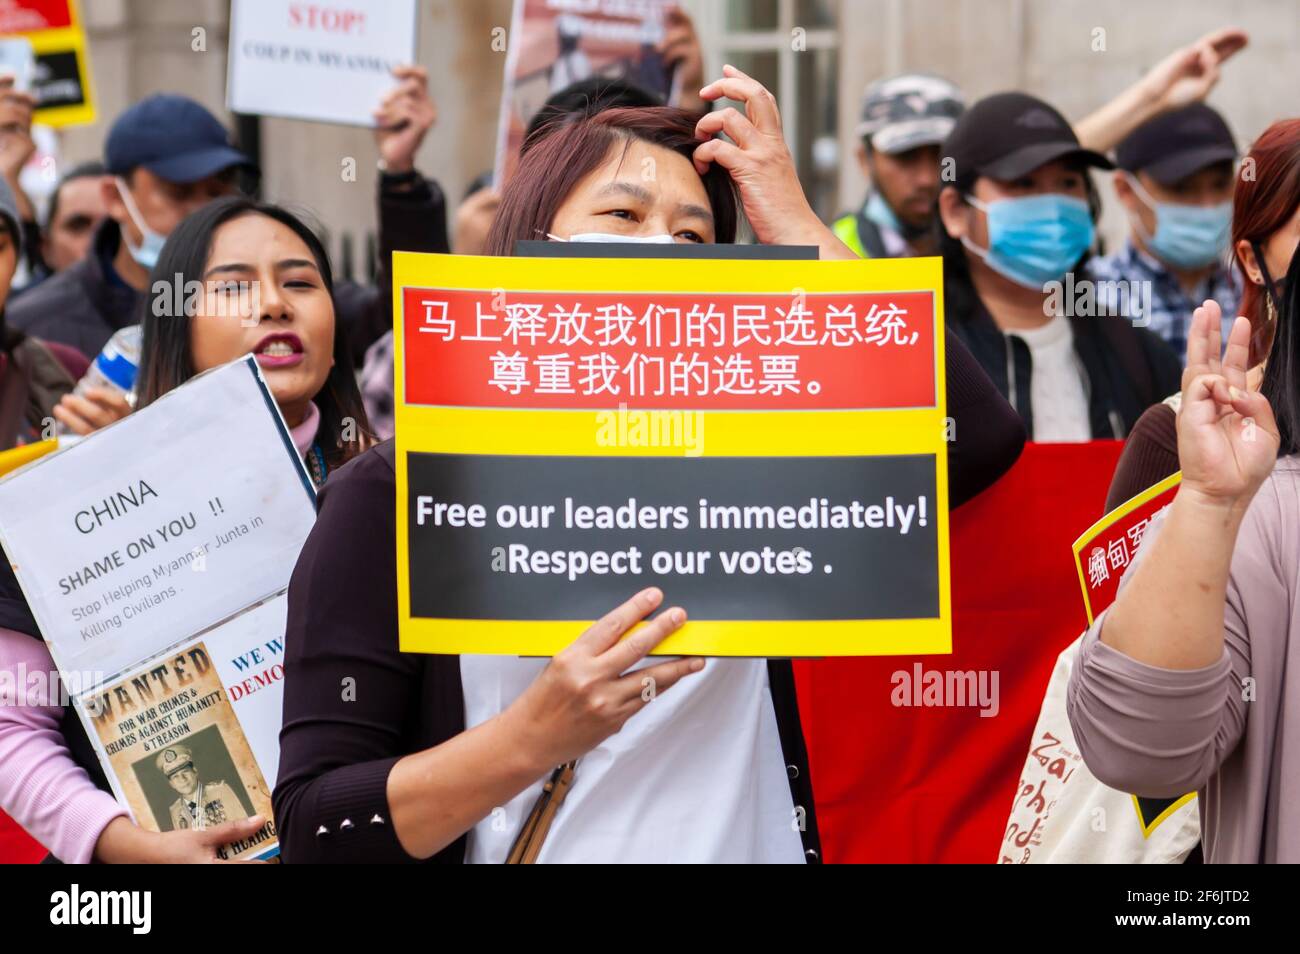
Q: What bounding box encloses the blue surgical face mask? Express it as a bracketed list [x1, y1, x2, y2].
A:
[1125, 173, 1231, 270]
[864, 191, 902, 233]
[962, 193, 1094, 289]
[114, 177, 167, 270]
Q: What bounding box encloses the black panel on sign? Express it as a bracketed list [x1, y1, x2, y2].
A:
[406, 452, 939, 622]
[33, 50, 85, 109]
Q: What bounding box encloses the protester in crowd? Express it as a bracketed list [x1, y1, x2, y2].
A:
[363, 73, 1024, 485]
[274, 66, 1023, 864]
[33, 161, 108, 282]
[12, 68, 448, 368]
[832, 73, 963, 259]
[0, 176, 85, 448]
[41, 66, 448, 434]
[1105, 118, 1300, 511]
[1066, 242, 1300, 862]
[360, 76, 670, 439]
[0, 197, 370, 863]
[136, 197, 373, 478]
[938, 91, 1182, 443]
[0, 77, 45, 285]
[7, 94, 254, 359]
[1090, 104, 1240, 356]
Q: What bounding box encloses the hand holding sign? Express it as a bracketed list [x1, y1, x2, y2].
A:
[693, 65, 854, 260]
[659, 7, 705, 115]
[94, 813, 268, 864]
[501, 588, 703, 769]
[373, 64, 437, 174]
[53, 386, 133, 437]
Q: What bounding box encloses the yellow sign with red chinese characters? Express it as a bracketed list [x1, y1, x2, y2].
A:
[393, 252, 951, 657]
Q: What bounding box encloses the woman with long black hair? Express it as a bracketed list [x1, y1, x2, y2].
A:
[136, 196, 373, 482]
[0, 198, 371, 862]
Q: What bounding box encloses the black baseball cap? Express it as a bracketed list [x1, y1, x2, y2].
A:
[105, 94, 255, 183]
[942, 92, 1112, 192]
[1115, 103, 1237, 186]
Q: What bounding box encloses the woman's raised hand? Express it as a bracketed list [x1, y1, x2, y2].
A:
[1178, 300, 1279, 506]
[693, 65, 855, 259]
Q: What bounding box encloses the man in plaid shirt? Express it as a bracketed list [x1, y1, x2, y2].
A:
[1091, 103, 1241, 361]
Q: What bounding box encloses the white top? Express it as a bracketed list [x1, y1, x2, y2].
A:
[461, 655, 806, 863]
[1006, 313, 1091, 443]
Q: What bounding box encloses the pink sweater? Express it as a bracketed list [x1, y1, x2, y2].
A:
[0, 402, 320, 862]
[1068, 457, 1300, 862]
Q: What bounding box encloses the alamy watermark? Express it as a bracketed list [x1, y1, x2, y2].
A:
[596, 402, 704, 456]
[891, 662, 1000, 718]
[151, 273, 263, 327]
[0, 664, 105, 709]
[1043, 273, 1154, 327]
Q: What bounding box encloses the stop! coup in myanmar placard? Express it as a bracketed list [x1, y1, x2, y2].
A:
[393, 252, 950, 657]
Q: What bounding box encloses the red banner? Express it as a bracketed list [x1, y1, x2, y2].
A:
[0, 0, 73, 34]
[1073, 475, 1179, 624]
[0, 811, 42, 863]
[795, 440, 1125, 863]
[401, 287, 937, 410]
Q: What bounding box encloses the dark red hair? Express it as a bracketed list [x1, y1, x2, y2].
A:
[485, 106, 738, 256]
[1232, 118, 1300, 361]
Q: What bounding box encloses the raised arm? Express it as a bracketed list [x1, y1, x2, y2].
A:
[1099, 302, 1276, 669]
[1074, 28, 1247, 154]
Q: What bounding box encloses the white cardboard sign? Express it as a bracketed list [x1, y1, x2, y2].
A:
[226, 0, 418, 126]
[0, 356, 317, 679]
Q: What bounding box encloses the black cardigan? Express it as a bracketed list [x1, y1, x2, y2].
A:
[945, 269, 1182, 441]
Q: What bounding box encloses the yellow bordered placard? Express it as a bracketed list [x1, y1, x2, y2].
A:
[24, 26, 95, 127]
[1071, 471, 1181, 626]
[3, 1, 96, 127]
[393, 252, 951, 657]
[1071, 473, 1194, 835]
[0, 439, 56, 478]
[1132, 792, 1197, 839]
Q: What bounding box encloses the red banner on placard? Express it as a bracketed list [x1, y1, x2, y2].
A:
[401, 287, 936, 411]
[1072, 473, 1180, 624]
[0, 0, 73, 34]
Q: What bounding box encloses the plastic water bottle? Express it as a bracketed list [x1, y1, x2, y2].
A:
[57, 325, 142, 435]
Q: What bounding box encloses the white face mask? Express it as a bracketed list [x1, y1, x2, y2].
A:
[552, 232, 677, 244]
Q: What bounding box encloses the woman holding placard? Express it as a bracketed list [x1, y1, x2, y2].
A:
[274, 68, 1023, 863]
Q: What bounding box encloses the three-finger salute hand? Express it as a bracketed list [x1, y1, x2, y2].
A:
[1178, 302, 1278, 505]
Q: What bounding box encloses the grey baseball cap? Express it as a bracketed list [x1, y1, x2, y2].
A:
[857, 73, 965, 154]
